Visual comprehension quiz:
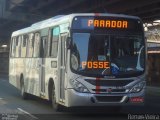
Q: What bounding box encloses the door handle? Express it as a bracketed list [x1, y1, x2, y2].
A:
[39, 64, 45, 67]
[60, 66, 65, 69]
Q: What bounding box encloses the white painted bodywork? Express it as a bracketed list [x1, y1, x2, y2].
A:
[9, 13, 146, 107]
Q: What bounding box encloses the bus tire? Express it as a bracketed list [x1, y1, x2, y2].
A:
[20, 78, 28, 100]
[51, 85, 62, 111]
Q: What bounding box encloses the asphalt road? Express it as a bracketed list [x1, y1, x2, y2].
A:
[0, 77, 160, 120]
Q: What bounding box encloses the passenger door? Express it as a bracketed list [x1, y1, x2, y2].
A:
[59, 33, 68, 101]
[26, 33, 41, 96]
[40, 36, 47, 96]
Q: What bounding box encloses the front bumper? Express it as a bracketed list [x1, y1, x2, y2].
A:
[67, 88, 145, 107]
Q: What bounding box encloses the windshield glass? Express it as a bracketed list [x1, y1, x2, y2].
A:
[70, 33, 145, 77]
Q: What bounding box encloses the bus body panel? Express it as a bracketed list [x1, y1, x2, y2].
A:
[25, 58, 40, 96]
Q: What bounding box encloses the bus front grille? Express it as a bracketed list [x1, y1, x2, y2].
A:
[92, 89, 126, 93]
[85, 79, 134, 86]
[95, 96, 123, 102]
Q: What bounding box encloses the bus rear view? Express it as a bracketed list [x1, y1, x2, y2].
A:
[67, 14, 146, 107]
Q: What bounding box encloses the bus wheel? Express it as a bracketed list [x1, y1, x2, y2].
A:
[51, 85, 62, 111]
[20, 79, 28, 99]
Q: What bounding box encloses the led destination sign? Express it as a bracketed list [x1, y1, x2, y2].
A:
[72, 16, 142, 31]
[87, 19, 128, 28]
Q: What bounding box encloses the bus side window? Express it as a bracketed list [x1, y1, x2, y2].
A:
[21, 35, 27, 57]
[27, 33, 34, 57]
[11, 37, 16, 57]
[15, 36, 21, 57]
[40, 28, 49, 58]
[47, 29, 51, 57]
[50, 26, 60, 58]
[33, 32, 41, 57]
[41, 36, 47, 58]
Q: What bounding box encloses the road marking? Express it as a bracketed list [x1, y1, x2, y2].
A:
[17, 108, 38, 120]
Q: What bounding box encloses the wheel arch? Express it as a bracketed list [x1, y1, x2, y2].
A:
[48, 78, 54, 101]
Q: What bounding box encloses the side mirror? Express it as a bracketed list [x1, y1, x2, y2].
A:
[66, 37, 71, 49]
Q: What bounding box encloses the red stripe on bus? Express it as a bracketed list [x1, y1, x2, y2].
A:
[94, 13, 100, 16]
[96, 78, 100, 94]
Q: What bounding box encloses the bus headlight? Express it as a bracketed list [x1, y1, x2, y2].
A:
[130, 81, 146, 93]
[70, 79, 89, 93]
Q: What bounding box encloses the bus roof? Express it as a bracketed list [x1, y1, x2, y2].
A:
[12, 13, 140, 37]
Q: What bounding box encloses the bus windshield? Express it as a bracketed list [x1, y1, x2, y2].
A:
[70, 33, 145, 78]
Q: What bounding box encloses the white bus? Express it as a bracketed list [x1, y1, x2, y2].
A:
[9, 13, 147, 111]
